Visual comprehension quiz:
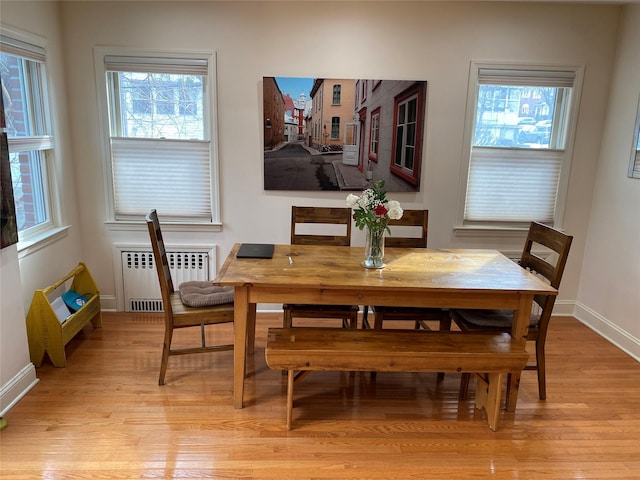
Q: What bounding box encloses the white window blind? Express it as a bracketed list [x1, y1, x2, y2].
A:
[104, 55, 207, 75]
[477, 68, 575, 87]
[465, 147, 561, 222]
[0, 34, 45, 62]
[111, 138, 211, 220]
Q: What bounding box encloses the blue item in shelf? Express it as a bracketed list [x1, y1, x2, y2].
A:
[62, 289, 88, 312]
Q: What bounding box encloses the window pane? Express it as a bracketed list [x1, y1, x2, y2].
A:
[10, 150, 48, 230]
[112, 71, 204, 140]
[331, 117, 340, 139]
[1, 53, 46, 137]
[333, 85, 341, 104]
[474, 85, 568, 149]
[370, 112, 379, 156]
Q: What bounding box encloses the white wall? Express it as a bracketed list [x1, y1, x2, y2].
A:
[0, 246, 38, 416]
[1, 0, 637, 412]
[58, 1, 618, 305]
[1, 0, 82, 414]
[576, 4, 640, 358]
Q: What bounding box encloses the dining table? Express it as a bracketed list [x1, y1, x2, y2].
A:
[214, 243, 557, 411]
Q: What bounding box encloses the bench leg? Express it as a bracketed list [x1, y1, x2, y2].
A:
[505, 372, 520, 412]
[474, 372, 504, 432]
[287, 369, 294, 430]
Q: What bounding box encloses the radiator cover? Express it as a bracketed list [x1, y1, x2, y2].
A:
[122, 250, 209, 312]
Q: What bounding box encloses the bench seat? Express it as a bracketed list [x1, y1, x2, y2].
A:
[265, 327, 528, 431]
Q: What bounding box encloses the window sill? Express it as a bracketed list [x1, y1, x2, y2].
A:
[104, 221, 222, 233]
[17, 225, 72, 259]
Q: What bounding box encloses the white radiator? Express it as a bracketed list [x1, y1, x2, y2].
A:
[122, 250, 210, 312]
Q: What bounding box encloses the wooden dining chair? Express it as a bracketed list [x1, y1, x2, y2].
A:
[363, 210, 451, 332]
[451, 221, 573, 401]
[146, 210, 235, 385]
[282, 206, 359, 329]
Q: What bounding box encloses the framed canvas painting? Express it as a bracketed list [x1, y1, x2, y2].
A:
[263, 77, 426, 192]
[1, 87, 18, 249]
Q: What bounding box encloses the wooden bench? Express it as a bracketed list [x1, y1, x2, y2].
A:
[265, 327, 528, 431]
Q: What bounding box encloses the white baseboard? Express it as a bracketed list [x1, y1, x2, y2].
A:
[99, 297, 640, 362]
[562, 300, 640, 362]
[0, 363, 39, 417]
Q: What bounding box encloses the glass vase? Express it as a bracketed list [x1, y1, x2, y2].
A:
[362, 226, 385, 269]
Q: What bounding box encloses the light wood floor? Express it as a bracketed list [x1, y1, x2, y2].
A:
[1, 312, 639, 479]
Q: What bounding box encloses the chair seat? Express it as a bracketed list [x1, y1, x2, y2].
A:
[455, 309, 540, 329]
[178, 281, 234, 307]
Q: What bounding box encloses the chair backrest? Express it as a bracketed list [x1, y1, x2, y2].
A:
[385, 209, 429, 248]
[146, 210, 175, 315]
[290, 206, 352, 246]
[520, 221, 573, 331]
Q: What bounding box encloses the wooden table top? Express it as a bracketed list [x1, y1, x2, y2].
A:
[215, 244, 556, 296]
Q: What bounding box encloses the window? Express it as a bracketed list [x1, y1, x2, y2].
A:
[331, 117, 340, 139]
[369, 108, 380, 161]
[460, 63, 582, 228]
[97, 50, 219, 223]
[1, 32, 55, 241]
[391, 83, 425, 186]
[332, 84, 341, 105]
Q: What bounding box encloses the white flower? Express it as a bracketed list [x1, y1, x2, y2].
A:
[346, 180, 402, 232]
[387, 200, 403, 220]
[346, 194, 359, 207]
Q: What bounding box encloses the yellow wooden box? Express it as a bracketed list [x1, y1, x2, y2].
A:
[26, 262, 102, 367]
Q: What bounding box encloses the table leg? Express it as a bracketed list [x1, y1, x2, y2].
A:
[247, 303, 256, 355]
[287, 369, 294, 430]
[233, 286, 249, 409]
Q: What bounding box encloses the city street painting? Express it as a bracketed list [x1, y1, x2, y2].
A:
[263, 77, 426, 192]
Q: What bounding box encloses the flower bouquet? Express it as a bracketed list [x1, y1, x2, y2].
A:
[346, 180, 403, 268]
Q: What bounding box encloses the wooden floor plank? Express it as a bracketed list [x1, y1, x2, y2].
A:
[1, 312, 639, 479]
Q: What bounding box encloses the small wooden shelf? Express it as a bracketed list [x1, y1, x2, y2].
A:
[26, 262, 102, 367]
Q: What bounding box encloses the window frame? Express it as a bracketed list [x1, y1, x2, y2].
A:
[628, 93, 640, 179]
[1, 27, 63, 251]
[94, 47, 221, 228]
[455, 62, 584, 235]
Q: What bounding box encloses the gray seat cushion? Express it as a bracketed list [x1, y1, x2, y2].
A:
[178, 281, 234, 308]
[457, 309, 540, 328]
